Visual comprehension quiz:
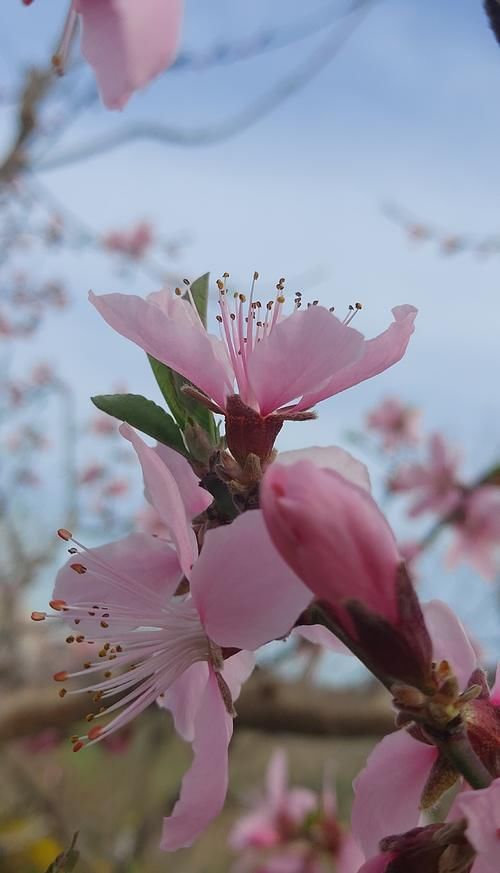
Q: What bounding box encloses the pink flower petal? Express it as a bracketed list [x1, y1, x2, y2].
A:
[160, 668, 232, 850]
[220, 650, 256, 701]
[277, 445, 371, 492]
[446, 486, 500, 581]
[452, 780, 500, 873]
[266, 748, 288, 808]
[422, 600, 478, 689]
[297, 305, 417, 410]
[54, 532, 181, 607]
[159, 652, 253, 744]
[230, 809, 280, 850]
[158, 661, 209, 742]
[246, 306, 365, 416]
[120, 424, 197, 575]
[489, 664, 500, 706]
[293, 624, 352, 655]
[352, 729, 438, 858]
[190, 510, 312, 650]
[261, 461, 400, 627]
[336, 833, 365, 873]
[76, 0, 183, 109]
[155, 442, 212, 518]
[283, 787, 317, 822]
[90, 290, 232, 410]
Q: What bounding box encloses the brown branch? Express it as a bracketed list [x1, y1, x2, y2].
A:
[0, 67, 54, 184]
[0, 672, 394, 744]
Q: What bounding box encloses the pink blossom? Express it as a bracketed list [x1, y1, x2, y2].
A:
[47, 1, 183, 109]
[91, 414, 117, 435]
[102, 221, 154, 259]
[230, 749, 363, 873]
[90, 282, 416, 463]
[388, 433, 462, 517]
[366, 397, 421, 450]
[261, 459, 433, 690]
[230, 750, 317, 851]
[38, 426, 310, 850]
[447, 486, 500, 581]
[358, 777, 500, 873]
[31, 362, 55, 385]
[102, 478, 129, 498]
[452, 778, 500, 873]
[351, 601, 491, 859]
[79, 463, 106, 485]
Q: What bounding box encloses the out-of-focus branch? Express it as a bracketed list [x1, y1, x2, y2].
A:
[0, 67, 54, 184]
[36, 1, 376, 173]
[384, 200, 500, 259]
[0, 672, 394, 744]
[484, 0, 500, 45]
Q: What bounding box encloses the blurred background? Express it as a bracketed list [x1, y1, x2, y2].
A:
[1, 1, 500, 870]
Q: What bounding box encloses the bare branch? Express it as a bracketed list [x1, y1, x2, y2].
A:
[0, 66, 54, 183]
[0, 672, 393, 744]
[35, 1, 376, 173]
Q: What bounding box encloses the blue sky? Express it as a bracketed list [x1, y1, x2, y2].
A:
[2, 0, 500, 640]
[3, 0, 496, 457]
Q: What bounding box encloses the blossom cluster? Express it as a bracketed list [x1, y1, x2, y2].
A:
[363, 398, 500, 580]
[32, 272, 500, 869]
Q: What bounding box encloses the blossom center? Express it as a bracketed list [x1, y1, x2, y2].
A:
[33, 530, 210, 751]
[177, 273, 362, 410]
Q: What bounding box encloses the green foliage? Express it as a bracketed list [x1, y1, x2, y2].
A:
[147, 272, 218, 444]
[91, 393, 186, 455]
[44, 834, 79, 872]
[190, 272, 210, 326]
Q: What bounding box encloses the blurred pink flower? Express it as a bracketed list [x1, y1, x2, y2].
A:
[16, 468, 40, 487]
[103, 221, 154, 259]
[46, 0, 183, 109]
[91, 414, 117, 435]
[42, 280, 68, 309]
[231, 750, 317, 851]
[231, 749, 363, 873]
[79, 463, 106, 485]
[31, 362, 55, 385]
[41, 425, 310, 850]
[447, 486, 500, 581]
[102, 478, 129, 498]
[0, 312, 12, 336]
[91, 282, 416, 463]
[388, 433, 463, 517]
[351, 601, 497, 858]
[261, 459, 433, 690]
[366, 397, 421, 450]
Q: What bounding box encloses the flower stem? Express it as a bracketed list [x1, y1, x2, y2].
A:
[432, 726, 493, 790]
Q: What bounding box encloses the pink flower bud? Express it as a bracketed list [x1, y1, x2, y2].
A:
[261, 460, 433, 691]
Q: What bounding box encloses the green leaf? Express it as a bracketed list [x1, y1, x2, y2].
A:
[477, 463, 500, 487]
[147, 273, 217, 442]
[91, 393, 187, 455]
[148, 356, 217, 441]
[189, 272, 209, 326]
[44, 834, 80, 872]
[147, 355, 187, 427]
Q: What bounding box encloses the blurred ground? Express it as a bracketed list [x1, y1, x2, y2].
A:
[0, 709, 375, 872]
